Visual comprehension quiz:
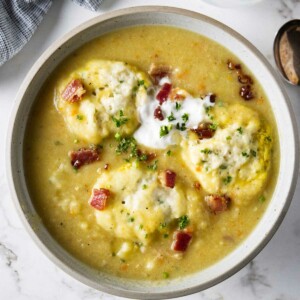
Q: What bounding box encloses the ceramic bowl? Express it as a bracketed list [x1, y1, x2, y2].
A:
[7, 6, 299, 299]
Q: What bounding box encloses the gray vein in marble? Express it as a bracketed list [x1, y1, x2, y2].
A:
[0, 242, 20, 291]
[277, 0, 300, 19]
[241, 261, 271, 297]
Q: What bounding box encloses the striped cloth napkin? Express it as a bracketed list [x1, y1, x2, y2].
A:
[0, 0, 103, 66]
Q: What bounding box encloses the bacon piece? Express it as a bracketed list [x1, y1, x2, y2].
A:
[164, 170, 176, 188]
[148, 63, 171, 84]
[154, 106, 164, 121]
[191, 122, 215, 140]
[240, 85, 254, 100]
[69, 147, 100, 169]
[136, 149, 157, 162]
[205, 194, 231, 214]
[62, 79, 86, 103]
[209, 94, 216, 103]
[156, 83, 172, 105]
[238, 75, 253, 85]
[90, 188, 110, 210]
[169, 88, 187, 101]
[171, 231, 192, 252]
[193, 181, 201, 190]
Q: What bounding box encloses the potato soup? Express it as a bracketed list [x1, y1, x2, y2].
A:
[24, 26, 279, 281]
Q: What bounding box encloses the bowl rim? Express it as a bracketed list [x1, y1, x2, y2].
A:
[6, 5, 300, 299]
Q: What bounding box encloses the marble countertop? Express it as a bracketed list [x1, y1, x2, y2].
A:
[0, 0, 299, 299]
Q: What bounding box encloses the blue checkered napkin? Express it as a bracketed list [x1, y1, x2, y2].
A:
[0, 0, 103, 67]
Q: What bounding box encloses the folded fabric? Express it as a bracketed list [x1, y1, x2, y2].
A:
[0, 0, 103, 67]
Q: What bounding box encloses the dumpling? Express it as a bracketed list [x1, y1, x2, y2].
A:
[55, 60, 151, 144]
[181, 103, 273, 206]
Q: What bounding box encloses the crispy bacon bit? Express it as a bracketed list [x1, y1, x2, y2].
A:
[205, 194, 231, 214]
[62, 79, 86, 103]
[146, 152, 157, 162]
[165, 170, 176, 188]
[238, 75, 253, 85]
[191, 122, 215, 140]
[169, 88, 186, 101]
[209, 94, 216, 103]
[174, 93, 186, 101]
[136, 149, 157, 162]
[227, 60, 235, 70]
[148, 63, 171, 84]
[104, 163, 109, 170]
[154, 106, 164, 121]
[90, 188, 110, 210]
[193, 181, 201, 190]
[69, 147, 100, 169]
[156, 83, 172, 105]
[240, 85, 254, 101]
[171, 231, 192, 252]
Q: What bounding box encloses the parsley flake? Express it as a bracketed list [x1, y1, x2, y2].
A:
[112, 110, 129, 127]
[147, 160, 158, 171]
[201, 148, 212, 154]
[178, 215, 189, 230]
[223, 176, 232, 185]
[237, 127, 243, 134]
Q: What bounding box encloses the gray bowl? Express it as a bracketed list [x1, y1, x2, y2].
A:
[6, 6, 299, 299]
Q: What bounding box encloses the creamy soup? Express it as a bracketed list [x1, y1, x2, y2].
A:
[24, 26, 279, 281]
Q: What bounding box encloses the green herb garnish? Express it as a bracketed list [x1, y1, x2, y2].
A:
[176, 122, 186, 131]
[178, 215, 189, 230]
[209, 123, 218, 131]
[160, 125, 171, 137]
[265, 136, 272, 142]
[76, 114, 84, 120]
[237, 127, 243, 134]
[182, 113, 189, 123]
[112, 110, 129, 127]
[201, 148, 212, 154]
[223, 176, 232, 185]
[175, 102, 182, 111]
[242, 151, 250, 158]
[147, 160, 158, 171]
[167, 112, 176, 122]
[250, 149, 257, 157]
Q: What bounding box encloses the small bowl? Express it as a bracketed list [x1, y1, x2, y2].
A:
[6, 6, 299, 299]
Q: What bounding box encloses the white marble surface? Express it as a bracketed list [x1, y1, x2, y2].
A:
[0, 0, 300, 299]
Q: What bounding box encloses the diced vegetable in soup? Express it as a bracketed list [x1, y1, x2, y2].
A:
[24, 26, 279, 280]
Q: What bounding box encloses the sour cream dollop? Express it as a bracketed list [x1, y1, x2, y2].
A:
[134, 80, 215, 149]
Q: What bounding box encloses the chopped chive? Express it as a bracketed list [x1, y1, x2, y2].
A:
[237, 127, 243, 134]
[259, 195, 266, 203]
[182, 113, 189, 123]
[175, 102, 182, 111]
[223, 176, 232, 185]
[167, 112, 176, 122]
